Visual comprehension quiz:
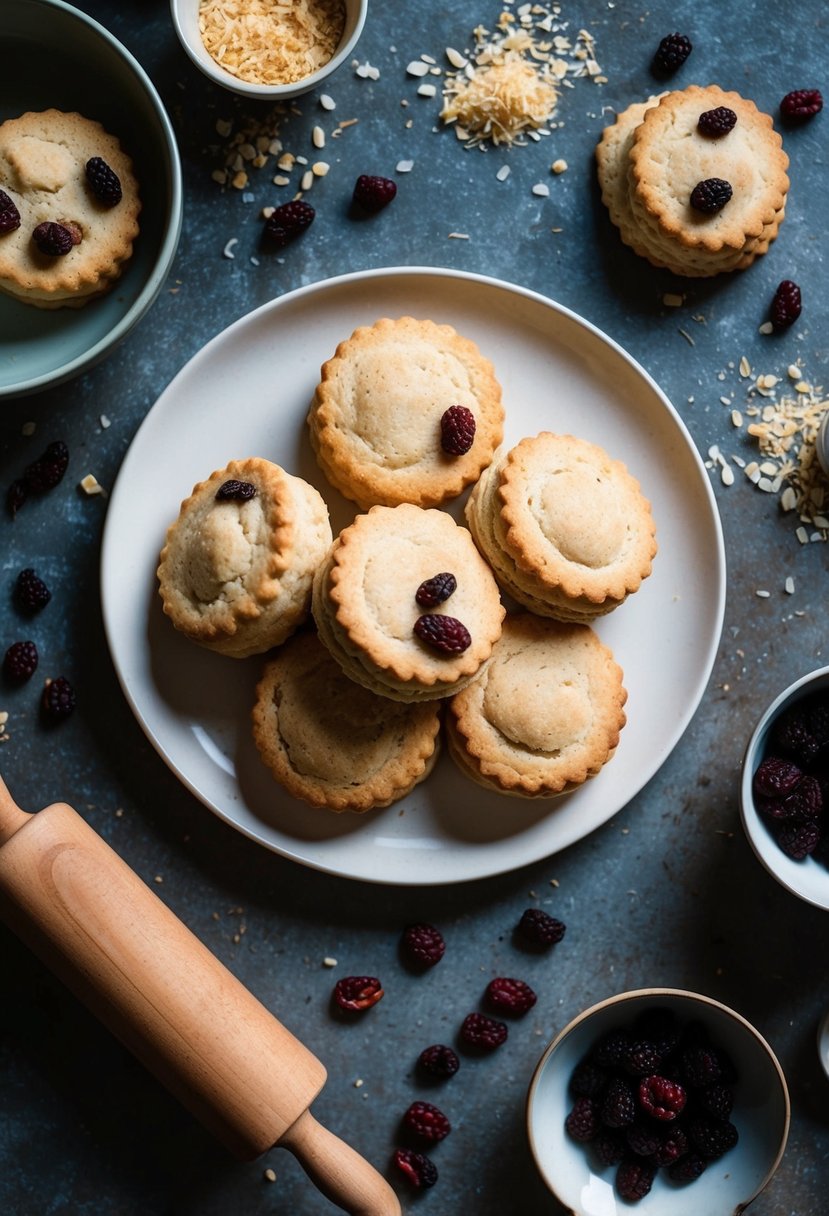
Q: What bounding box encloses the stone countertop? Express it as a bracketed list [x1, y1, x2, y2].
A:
[1, 1, 828, 1213]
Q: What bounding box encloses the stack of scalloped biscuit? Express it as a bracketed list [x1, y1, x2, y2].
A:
[596, 84, 789, 276]
[446, 614, 627, 799]
[465, 432, 657, 622]
[311, 503, 505, 702]
[0, 109, 141, 308]
[157, 457, 332, 658]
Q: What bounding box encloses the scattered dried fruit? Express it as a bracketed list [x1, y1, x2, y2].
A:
[215, 479, 256, 501]
[679, 1043, 723, 1088]
[616, 1157, 656, 1202]
[85, 156, 123, 206]
[413, 614, 471, 654]
[42, 676, 76, 720]
[697, 106, 737, 137]
[401, 922, 445, 966]
[566, 1009, 738, 1201]
[690, 178, 732, 214]
[415, 572, 457, 608]
[698, 1083, 734, 1121]
[687, 1116, 739, 1160]
[485, 976, 537, 1015]
[440, 405, 476, 455]
[24, 441, 70, 493]
[624, 1040, 663, 1077]
[0, 188, 21, 234]
[402, 1100, 451, 1142]
[263, 199, 315, 248]
[638, 1075, 687, 1121]
[752, 756, 803, 800]
[770, 279, 802, 331]
[652, 32, 692, 76]
[392, 1147, 438, 1188]
[352, 174, 397, 212]
[652, 1124, 689, 1167]
[753, 691, 829, 861]
[418, 1044, 460, 1078]
[669, 1151, 708, 1182]
[32, 221, 74, 256]
[565, 1096, 600, 1142]
[777, 818, 821, 859]
[333, 975, 384, 1011]
[3, 641, 38, 683]
[459, 1011, 507, 1051]
[780, 88, 823, 121]
[517, 906, 566, 946]
[601, 1077, 637, 1128]
[15, 568, 52, 613]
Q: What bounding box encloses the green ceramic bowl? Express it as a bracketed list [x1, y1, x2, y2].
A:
[0, 0, 182, 397]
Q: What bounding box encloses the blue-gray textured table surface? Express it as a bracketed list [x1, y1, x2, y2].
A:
[2, 1, 828, 1213]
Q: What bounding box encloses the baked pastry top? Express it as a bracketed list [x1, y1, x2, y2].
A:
[312, 502, 505, 700]
[596, 85, 788, 277]
[0, 109, 141, 307]
[157, 457, 332, 658]
[466, 432, 657, 621]
[252, 629, 441, 812]
[629, 85, 789, 255]
[446, 612, 627, 797]
[307, 316, 504, 509]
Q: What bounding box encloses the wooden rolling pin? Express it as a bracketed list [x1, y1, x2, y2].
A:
[0, 776, 400, 1216]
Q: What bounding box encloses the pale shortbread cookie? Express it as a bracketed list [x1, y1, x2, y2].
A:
[596, 94, 782, 276]
[465, 433, 657, 622]
[596, 86, 788, 277]
[312, 503, 505, 701]
[252, 630, 441, 812]
[158, 457, 332, 658]
[307, 316, 504, 510]
[596, 94, 667, 265]
[446, 613, 627, 798]
[0, 109, 141, 308]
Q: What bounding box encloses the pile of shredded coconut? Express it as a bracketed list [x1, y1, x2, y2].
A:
[199, 0, 346, 86]
[438, 3, 605, 148]
[706, 358, 829, 543]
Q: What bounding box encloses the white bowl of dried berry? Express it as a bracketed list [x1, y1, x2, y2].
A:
[170, 0, 368, 102]
[526, 988, 789, 1215]
[740, 666, 829, 911]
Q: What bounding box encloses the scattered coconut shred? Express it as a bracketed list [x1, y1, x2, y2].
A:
[707, 359, 829, 544]
[438, 3, 605, 148]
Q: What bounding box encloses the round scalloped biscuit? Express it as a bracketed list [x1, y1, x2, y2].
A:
[628, 85, 789, 257]
[0, 109, 141, 308]
[312, 503, 505, 701]
[446, 613, 627, 798]
[252, 630, 441, 811]
[595, 94, 666, 264]
[157, 457, 332, 658]
[307, 316, 504, 510]
[466, 434, 657, 621]
[596, 90, 785, 276]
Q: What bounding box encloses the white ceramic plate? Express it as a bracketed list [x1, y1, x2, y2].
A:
[101, 268, 725, 885]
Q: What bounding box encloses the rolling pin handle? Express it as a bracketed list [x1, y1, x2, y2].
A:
[280, 1108, 401, 1216]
